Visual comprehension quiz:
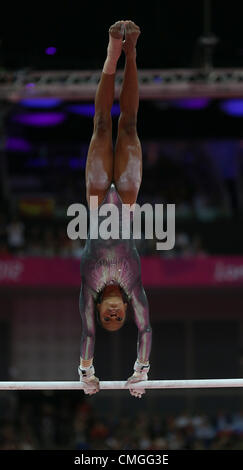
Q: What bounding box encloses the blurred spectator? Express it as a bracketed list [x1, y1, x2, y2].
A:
[167, 430, 185, 450]
[194, 415, 216, 448]
[174, 410, 191, 428]
[215, 410, 232, 435]
[151, 436, 168, 450]
[0, 216, 210, 259]
[0, 240, 9, 255]
[192, 234, 208, 257]
[40, 403, 55, 449]
[26, 226, 43, 256]
[42, 229, 56, 257]
[70, 239, 85, 258]
[6, 215, 25, 255]
[56, 228, 72, 257]
[0, 391, 243, 450]
[0, 213, 7, 246]
[174, 232, 192, 257]
[231, 411, 243, 435]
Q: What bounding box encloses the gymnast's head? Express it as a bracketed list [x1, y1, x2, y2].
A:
[96, 284, 127, 332]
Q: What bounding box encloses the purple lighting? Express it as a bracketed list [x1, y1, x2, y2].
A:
[220, 99, 243, 117]
[13, 112, 66, 127]
[6, 137, 32, 152]
[45, 46, 57, 55]
[20, 97, 62, 108]
[66, 102, 120, 117]
[26, 156, 48, 168]
[69, 156, 87, 170]
[171, 98, 210, 110]
[67, 104, 94, 116]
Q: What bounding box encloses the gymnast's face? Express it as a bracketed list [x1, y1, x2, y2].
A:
[97, 288, 127, 331]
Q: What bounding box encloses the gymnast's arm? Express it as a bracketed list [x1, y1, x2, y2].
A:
[78, 281, 100, 395]
[130, 278, 152, 366]
[79, 281, 96, 362]
[125, 278, 152, 397]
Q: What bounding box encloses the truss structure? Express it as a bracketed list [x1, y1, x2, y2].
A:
[1, 68, 243, 101]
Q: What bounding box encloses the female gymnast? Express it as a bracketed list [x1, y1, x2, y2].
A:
[78, 20, 152, 398]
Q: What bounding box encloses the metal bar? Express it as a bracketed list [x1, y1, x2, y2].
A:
[0, 379, 243, 391]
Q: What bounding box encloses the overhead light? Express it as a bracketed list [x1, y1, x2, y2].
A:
[12, 112, 66, 126]
[45, 46, 57, 55]
[20, 97, 62, 108]
[220, 99, 243, 117]
[171, 98, 210, 110]
[66, 103, 120, 117]
[6, 137, 32, 152]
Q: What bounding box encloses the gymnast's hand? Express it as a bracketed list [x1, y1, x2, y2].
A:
[78, 365, 100, 396]
[82, 375, 100, 396]
[126, 370, 148, 398]
[126, 360, 150, 399]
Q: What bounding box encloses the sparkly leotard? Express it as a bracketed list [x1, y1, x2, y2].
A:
[79, 183, 152, 363]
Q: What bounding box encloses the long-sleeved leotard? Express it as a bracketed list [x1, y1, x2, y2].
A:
[79, 183, 152, 364]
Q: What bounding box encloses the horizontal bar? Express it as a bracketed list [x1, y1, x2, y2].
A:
[0, 379, 243, 391]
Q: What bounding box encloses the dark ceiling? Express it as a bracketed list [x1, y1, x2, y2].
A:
[1, 1, 243, 70]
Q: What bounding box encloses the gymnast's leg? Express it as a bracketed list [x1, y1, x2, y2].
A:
[114, 20, 142, 205]
[85, 21, 124, 209]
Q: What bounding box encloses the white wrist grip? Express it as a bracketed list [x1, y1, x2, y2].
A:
[78, 365, 95, 379]
[134, 359, 150, 374]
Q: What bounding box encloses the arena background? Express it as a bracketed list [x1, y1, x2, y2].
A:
[0, 0, 243, 450]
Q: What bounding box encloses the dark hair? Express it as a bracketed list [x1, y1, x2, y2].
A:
[95, 285, 129, 330]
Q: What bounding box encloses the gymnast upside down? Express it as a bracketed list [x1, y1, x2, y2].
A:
[78, 20, 152, 398]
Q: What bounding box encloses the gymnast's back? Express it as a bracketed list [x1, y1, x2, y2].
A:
[80, 183, 141, 297]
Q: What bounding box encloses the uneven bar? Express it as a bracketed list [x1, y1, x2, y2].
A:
[0, 379, 243, 391]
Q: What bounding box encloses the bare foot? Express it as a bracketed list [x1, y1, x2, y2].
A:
[103, 21, 125, 74]
[109, 21, 125, 40]
[123, 20, 141, 57]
